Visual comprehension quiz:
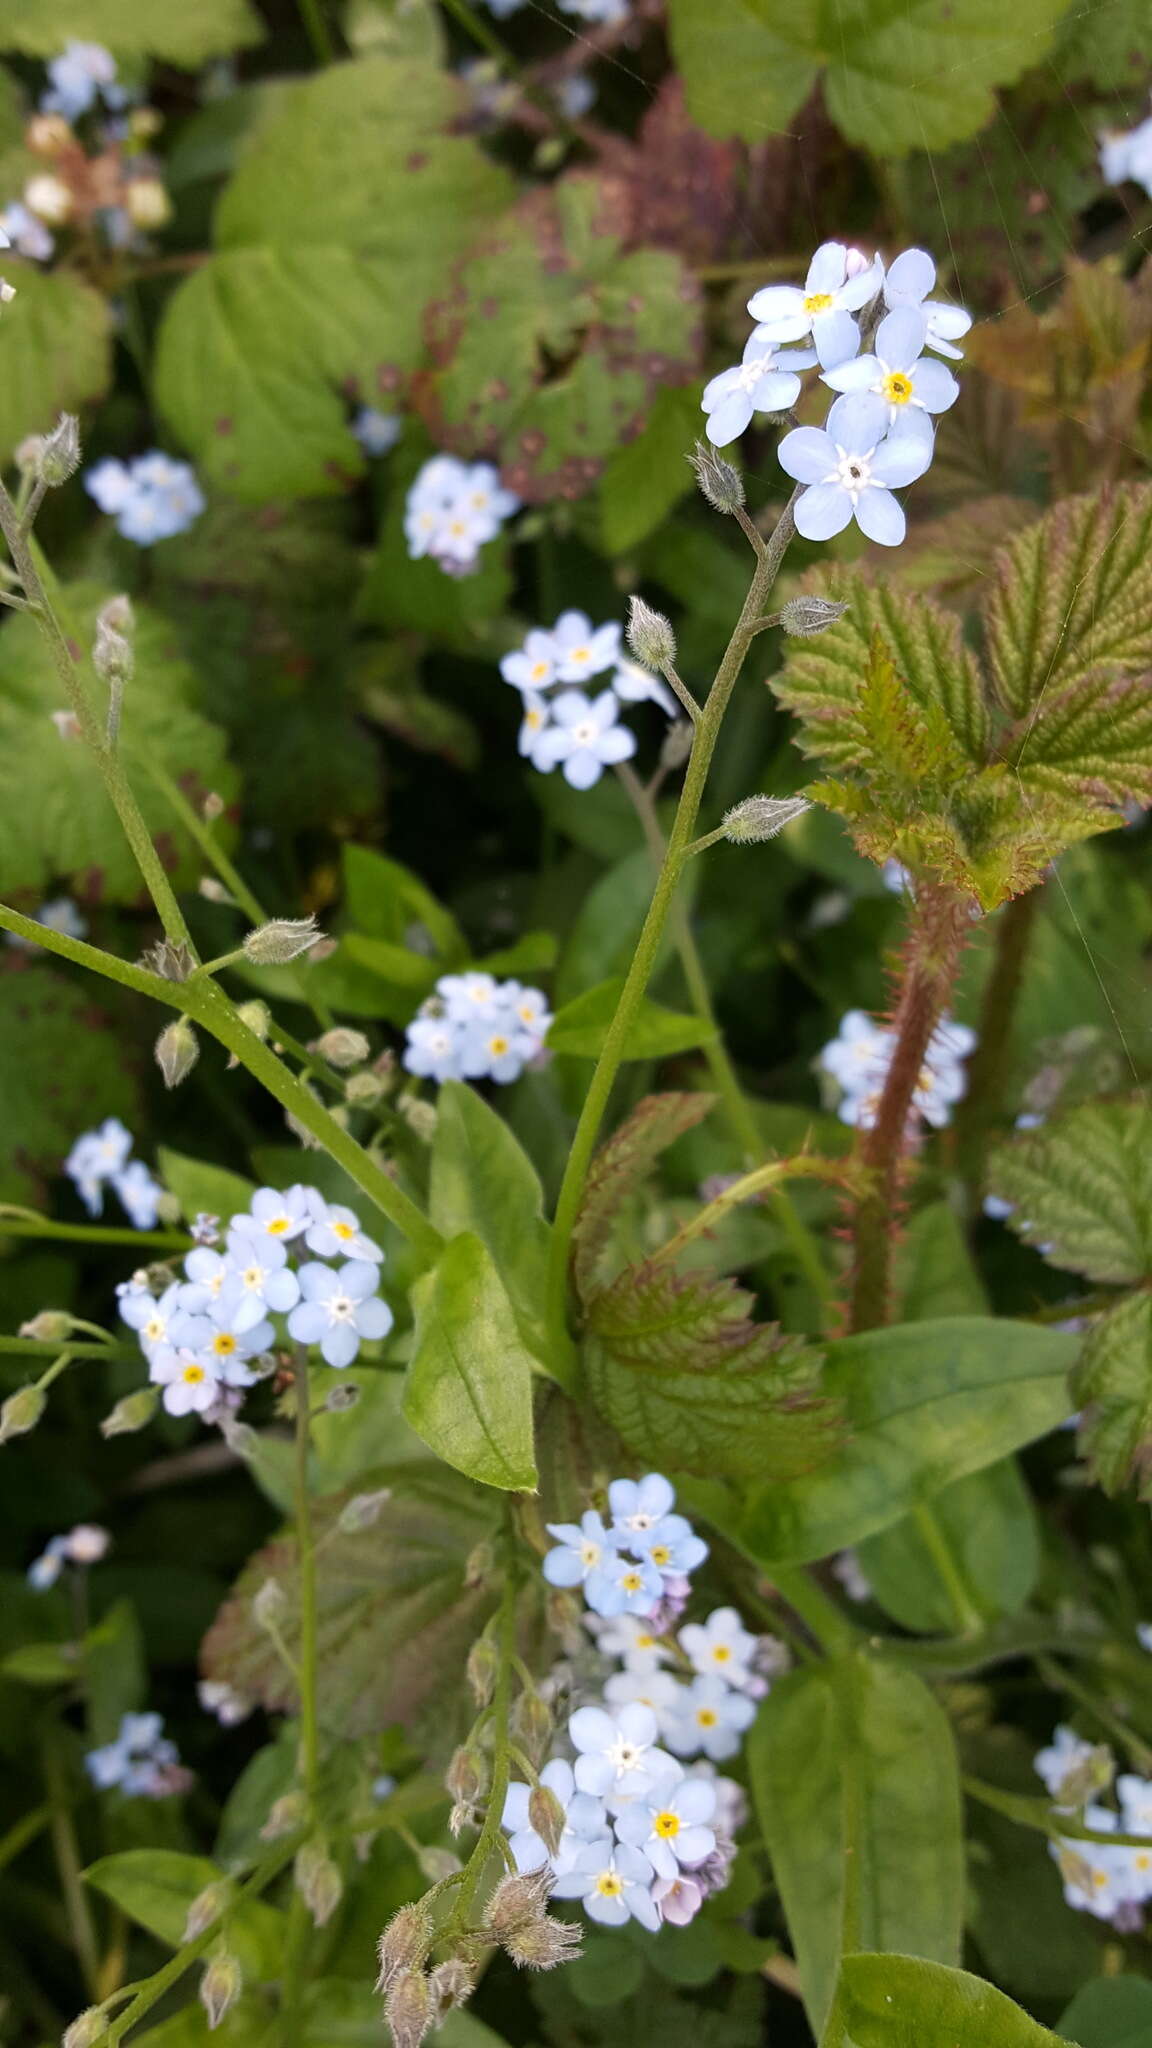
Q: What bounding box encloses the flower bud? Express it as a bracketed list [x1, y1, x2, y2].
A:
[155, 1017, 199, 1090]
[63, 2007, 109, 2048]
[510, 1688, 552, 1766]
[100, 1384, 159, 1436]
[325, 1381, 360, 1412]
[383, 1969, 433, 2048]
[0, 1382, 46, 1444]
[219, 1415, 260, 1459]
[503, 1915, 582, 1971]
[39, 414, 81, 486]
[316, 1027, 370, 1069]
[260, 1789, 307, 1841]
[376, 1901, 434, 1992]
[446, 1745, 487, 1807]
[722, 794, 812, 844]
[464, 1540, 495, 1591]
[183, 1881, 229, 1942]
[25, 173, 73, 224]
[428, 1958, 475, 2015]
[778, 595, 850, 638]
[397, 1094, 437, 1141]
[527, 1784, 566, 1859]
[140, 938, 196, 983]
[345, 1071, 385, 1108]
[467, 1635, 498, 1707]
[337, 1487, 391, 1533]
[483, 1865, 554, 1941]
[198, 878, 232, 905]
[19, 1309, 72, 1342]
[199, 1950, 243, 2030]
[235, 1000, 271, 1040]
[252, 1578, 288, 1631]
[93, 617, 133, 689]
[294, 1841, 343, 1927]
[688, 440, 745, 514]
[202, 790, 226, 822]
[125, 177, 171, 230]
[28, 113, 72, 154]
[242, 917, 322, 965]
[626, 595, 676, 673]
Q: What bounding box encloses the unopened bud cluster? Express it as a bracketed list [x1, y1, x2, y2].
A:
[688, 439, 745, 514]
[777, 595, 850, 638]
[242, 916, 323, 965]
[93, 594, 134, 685]
[155, 1017, 199, 1089]
[626, 595, 676, 673]
[722, 794, 812, 844]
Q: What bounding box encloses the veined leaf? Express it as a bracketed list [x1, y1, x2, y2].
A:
[749, 1655, 964, 2036]
[833, 1954, 1070, 2048]
[988, 1101, 1152, 1282]
[0, 966, 135, 1204]
[404, 1232, 538, 1490]
[84, 1850, 285, 1980]
[1072, 1293, 1152, 1500]
[0, 260, 111, 466]
[571, 1092, 716, 1301]
[1010, 665, 1152, 811]
[858, 1460, 1039, 1633]
[429, 1082, 556, 1375]
[0, 0, 262, 62]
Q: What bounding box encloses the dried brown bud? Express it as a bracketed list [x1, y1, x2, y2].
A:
[503, 1914, 583, 1971]
[155, 1017, 199, 1089]
[722, 794, 812, 844]
[383, 1969, 433, 2048]
[295, 1841, 343, 1927]
[427, 1958, 475, 2016]
[778, 595, 850, 638]
[0, 1382, 46, 1444]
[242, 917, 322, 965]
[626, 595, 676, 672]
[376, 1900, 434, 1992]
[483, 1865, 554, 1941]
[199, 1950, 243, 2030]
[100, 1385, 159, 1437]
[27, 114, 72, 155]
[316, 1027, 371, 1069]
[445, 1745, 487, 1807]
[688, 439, 745, 514]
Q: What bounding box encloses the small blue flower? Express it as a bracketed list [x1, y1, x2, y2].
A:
[777, 392, 934, 548]
[502, 1757, 608, 1876]
[287, 1259, 393, 1368]
[41, 41, 124, 121]
[112, 1160, 164, 1230]
[550, 1839, 660, 1928]
[701, 330, 815, 447]
[351, 407, 401, 457]
[632, 1513, 709, 1580]
[303, 1201, 383, 1263]
[821, 306, 959, 427]
[543, 1510, 617, 1603]
[64, 1117, 134, 1216]
[614, 1773, 717, 1880]
[882, 248, 972, 361]
[532, 688, 636, 790]
[663, 1675, 757, 1762]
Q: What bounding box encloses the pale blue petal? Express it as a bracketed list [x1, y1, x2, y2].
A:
[287, 1301, 326, 1344]
[700, 366, 741, 412]
[355, 1297, 393, 1340]
[885, 247, 935, 304]
[806, 241, 845, 294]
[542, 1548, 585, 1588]
[321, 1323, 360, 1369]
[777, 425, 836, 484]
[745, 283, 805, 325]
[586, 1890, 629, 1927]
[875, 305, 926, 370]
[794, 482, 852, 541]
[826, 390, 888, 450]
[910, 356, 960, 412]
[752, 370, 802, 412]
[675, 1824, 715, 1865]
[812, 309, 861, 370]
[854, 488, 905, 547]
[704, 390, 753, 446]
[562, 748, 603, 790]
[870, 434, 933, 488]
[821, 355, 877, 394]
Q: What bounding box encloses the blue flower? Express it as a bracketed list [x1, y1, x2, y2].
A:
[542, 1510, 618, 1605]
[550, 1840, 660, 1929]
[747, 241, 883, 361]
[821, 306, 959, 427]
[502, 1757, 608, 1876]
[85, 453, 204, 545]
[701, 330, 815, 447]
[568, 1701, 675, 1805]
[532, 688, 636, 790]
[350, 407, 401, 456]
[614, 1773, 717, 1880]
[64, 1117, 134, 1216]
[304, 1201, 383, 1263]
[663, 1675, 757, 1762]
[112, 1160, 164, 1230]
[630, 1514, 708, 1581]
[287, 1259, 393, 1368]
[607, 1473, 676, 1540]
[41, 41, 124, 121]
[777, 392, 933, 548]
[882, 247, 972, 361]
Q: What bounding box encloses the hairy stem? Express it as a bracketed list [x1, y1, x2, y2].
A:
[954, 887, 1040, 1194]
[445, 1532, 520, 1937]
[545, 494, 799, 1345]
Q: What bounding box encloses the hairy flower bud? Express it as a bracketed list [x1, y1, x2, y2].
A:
[376, 1900, 434, 1992]
[527, 1784, 567, 1860]
[510, 1688, 552, 1767]
[183, 1881, 229, 1942]
[202, 790, 227, 822]
[503, 1915, 583, 1971]
[428, 1958, 475, 2015]
[198, 878, 232, 905]
[93, 618, 132, 691]
[688, 439, 745, 514]
[446, 1745, 488, 1807]
[659, 719, 694, 773]
[0, 1382, 46, 1444]
[252, 1578, 288, 1632]
[100, 1384, 159, 1437]
[19, 1308, 72, 1343]
[466, 1635, 498, 1707]
[778, 595, 850, 638]
[242, 917, 322, 965]
[483, 1865, 554, 1941]
[464, 1541, 495, 1591]
[260, 1789, 307, 1841]
[39, 413, 81, 486]
[235, 1000, 271, 1040]
[199, 1950, 243, 2030]
[295, 1841, 343, 1927]
[626, 594, 676, 673]
[316, 1027, 371, 1070]
[155, 1017, 199, 1090]
[722, 794, 812, 844]
[383, 1969, 433, 2048]
[140, 938, 196, 983]
[63, 2007, 109, 2048]
[325, 1381, 360, 1412]
[337, 1487, 391, 1533]
[125, 176, 171, 230]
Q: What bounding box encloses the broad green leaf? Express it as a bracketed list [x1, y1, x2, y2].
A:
[1072, 1292, 1152, 1499]
[834, 1953, 1071, 2048]
[548, 979, 713, 1062]
[749, 1655, 964, 2035]
[735, 1317, 1078, 1564]
[969, 1799, 1099, 2001]
[429, 1082, 555, 1375]
[342, 843, 464, 960]
[571, 1092, 715, 1301]
[84, 1850, 286, 1979]
[0, 261, 111, 465]
[158, 1149, 255, 1228]
[155, 57, 511, 498]
[0, 0, 262, 60]
[896, 1202, 988, 1321]
[1058, 1976, 1152, 2048]
[599, 386, 702, 555]
[0, 1641, 76, 1683]
[665, 0, 816, 142]
[584, 1263, 838, 1482]
[1051, 0, 1147, 86]
[0, 585, 236, 902]
[0, 965, 136, 1204]
[984, 483, 1152, 715]
[858, 1460, 1039, 1633]
[83, 1599, 145, 1748]
[404, 1232, 538, 1490]
[1010, 668, 1152, 813]
[988, 1101, 1152, 1282]
[555, 849, 695, 1011]
[201, 1463, 499, 1742]
[131, 1997, 270, 2046]
[419, 178, 700, 501]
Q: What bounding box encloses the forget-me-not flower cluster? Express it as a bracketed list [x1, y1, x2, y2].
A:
[85, 1711, 189, 1799]
[702, 240, 972, 549]
[65, 1118, 164, 1229]
[818, 1009, 976, 1130]
[27, 1521, 110, 1590]
[500, 609, 675, 789]
[403, 971, 552, 1086]
[509, 1474, 781, 1931]
[40, 41, 128, 121]
[117, 1182, 394, 1418]
[404, 454, 520, 576]
[85, 452, 205, 545]
[1036, 1726, 1152, 1929]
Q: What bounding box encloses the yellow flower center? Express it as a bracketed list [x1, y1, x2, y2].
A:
[713, 1645, 731, 1663]
[882, 370, 913, 405]
[213, 1333, 237, 1356]
[804, 291, 834, 313]
[242, 1267, 263, 1289]
[621, 1571, 644, 1593]
[595, 1873, 623, 1898]
[525, 710, 543, 731]
[334, 1220, 356, 1240]
[144, 1318, 165, 1342]
[530, 660, 549, 681]
[570, 645, 590, 664]
[654, 1811, 680, 1839]
[266, 1217, 290, 1235]
[580, 1541, 601, 1568]
[649, 1546, 671, 1567]
[489, 1035, 510, 1057]
[635, 1633, 655, 1650]
[697, 1708, 719, 1728]
[181, 1362, 207, 1384]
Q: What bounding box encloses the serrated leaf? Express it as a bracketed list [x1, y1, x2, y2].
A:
[833, 1954, 1070, 2048]
[583, 1262, 838, 1482]
[200, 1463, 498, 1740]
[0, 260, 111, 465]
[1072, 1293, 1152, 1499]
[750, 1656, 964, 2035]
[571, 1092, 716, 1301]
[418, 177, 701, 503]
[155, 57, 510, 498]
[984, 483, 1152, 716]
[1010, 665, 1152, 812]
[0, 964, 136, 1203]
[83, 1850, 285, 1978]
[988, 1101, 1152, 1282]
[0, 583, 236, 903]
[0, 0, 261, 61]
[404, 1232, 538, 1491]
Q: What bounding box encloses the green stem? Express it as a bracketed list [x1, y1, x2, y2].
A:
[1036, 1653, 1152, 1772]
[770, 1564, 859, 1653]
[295, 1352, 321, 1813]
[0, 1214, 188, 1252]
[545, 495, 799, 1343]
[295, 0, 335, 62]
[42, 1730, 101, 2001]
[964, 1775, 1152, 1850]
[649, 1154, 851, 1272]
[445, 1533, 519, 1937]
[912, 1501, 983, 1635]
[954, 887, 1039, 1193]
[0, 1336, 137, 1362]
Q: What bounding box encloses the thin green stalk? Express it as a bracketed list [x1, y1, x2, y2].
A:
[295, 1353, 321, 1813]
[912, 1502, 983, 1635]
[649, 1154, 853, 1273]
[0, 1802, 50, 1874]
[444, 1534, 519, 1937]
[296, 0, 335, 61]
[0, 1214, 188, 1252]
[964, 1774, 1152, 1850]
[42, 1730, 101, 2001]
[770, 1563, 859, 1654]
[1036, 1653, 1152, 1772]
[545, 495, 800, 1344]
[0, 1336, 137, 1362]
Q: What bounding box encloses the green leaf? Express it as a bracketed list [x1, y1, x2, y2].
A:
[1058, 1976, 1152, 2048]
[404, 1233, 538, 1490]
[83, 1599, 145, 1747]
[1010, 668, 1152, 813]
[0, 965, 136, 1204]
[342, 843, 464, 960]
[858, 1459, 1039, 1633]
[0, 0, 262, 60]
[664, 0, 817, 143]
[896, 1202, 988, 1321]
[988, 1100, 1152, 1282]
[128, 1996, 269, 2046]
[201, 1463, 498, 1742]
[155, 56, 511, 498]
[571, 1092, 716, 1301]
[734, 1317, 1077, 1564]
[0, 584, 236, 902]
[84, 1850, 286, 1980]
[0, 261, 111, 465]
[599, 386, 702, 555]
[429, 1081, 555, 1373]
[158, 1150, 255, 1228]
[834, 1954, 1071, 2048]
[749, 1655, 964, 2035]
[0, 1641, 77, 1684]
[1071, 1292, 1152, 1499]
[584, 1262, 838, 1482]
[419, 178, 700, 502]
[548, 979, 714, 1062]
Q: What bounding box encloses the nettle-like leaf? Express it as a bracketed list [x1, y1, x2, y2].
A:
[571, 1091, 716, 1301]
[0, 964, 136, 1204]
[200, 1465, 499, 1744]
[987, 1102, 1152, 1283]
[584, 1262, 838, 1484]
[0, 261, 112, 465]
[155, 56, 511, 499]
[0, 0, 262, 62]
[1073, 1294, 1152, 1500]
[416, 177, 701, 502]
